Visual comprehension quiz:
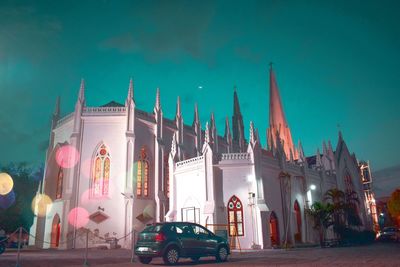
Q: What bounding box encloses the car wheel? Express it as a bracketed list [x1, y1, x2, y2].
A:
[138, 256, 152, 264]
[216, 246, 228, 262]
[191, 256, 200, 263]
[163, 246, 180, 265]
[0, 243, 5, 255]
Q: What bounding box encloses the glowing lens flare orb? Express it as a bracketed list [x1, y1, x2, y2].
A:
[0, 172, 14, 195]
[0, 190, 16, 209]
[68, 207, 89, 228]
[31, 194, 53, 217]
[56, 145, 80, 169]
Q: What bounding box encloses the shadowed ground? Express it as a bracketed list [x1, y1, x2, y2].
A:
[1, 242, 399, 267]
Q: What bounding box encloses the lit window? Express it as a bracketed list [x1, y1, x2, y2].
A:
[227, 195, 244, 236]
[56, 168, 63, 199]
[91, 144, 111, 197]
[136, 147, 150, 197]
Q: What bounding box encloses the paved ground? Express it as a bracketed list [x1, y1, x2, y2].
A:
[1, 242, 400, 267]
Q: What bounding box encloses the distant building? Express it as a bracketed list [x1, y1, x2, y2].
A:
[30, 66, 375, 249]
[359, 161, 378, 230]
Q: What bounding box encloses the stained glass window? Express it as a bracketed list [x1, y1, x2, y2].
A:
[91, 144, 110, 197]
[136, 147, 150, 197]
[56, 168, 63, 199]
[227, 195, 244, 236]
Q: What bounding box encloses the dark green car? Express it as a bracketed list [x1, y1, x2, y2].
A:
[134, 222, 230, 265]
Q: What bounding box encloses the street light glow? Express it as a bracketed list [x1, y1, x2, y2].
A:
[310, 184, 316, 190]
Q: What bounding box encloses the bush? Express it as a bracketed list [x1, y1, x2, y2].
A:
[336, 226, 375, 245]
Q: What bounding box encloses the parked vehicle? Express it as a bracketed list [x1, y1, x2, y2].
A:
[377, 227, 400, 242]
[134, 222, 230, 265]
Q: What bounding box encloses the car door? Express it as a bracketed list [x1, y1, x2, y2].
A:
[174, 223, 197, 256]
[191, 224, 218, 255]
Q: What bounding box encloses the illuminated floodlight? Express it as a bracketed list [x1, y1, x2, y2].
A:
[310, 184, 317, 191]
[0, 172, 14, 195]
[246, 175, 254, 183]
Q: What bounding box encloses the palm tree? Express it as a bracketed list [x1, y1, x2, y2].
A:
[324, 188, 345, 234]
[344, 190, 362, 228]
[307, 202, 333, 246]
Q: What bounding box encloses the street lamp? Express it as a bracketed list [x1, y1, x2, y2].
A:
[310, 184, 316, 191]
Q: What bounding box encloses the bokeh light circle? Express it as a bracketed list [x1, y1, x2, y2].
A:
[31, 194, 53, 217]
[68, 207, 89, 228]
[0, 190, 16, 209]
[56, 145, 80, 169]
[0, 172, 14, 195]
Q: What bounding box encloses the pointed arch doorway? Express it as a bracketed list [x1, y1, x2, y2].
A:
[294, 200, 302, 243]
[51, 214, 61, 248]
[269, 212, 280, 246]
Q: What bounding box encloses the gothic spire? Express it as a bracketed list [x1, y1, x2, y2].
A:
[204, 122, 210, 144]
[155, 87, 161, 110]
[125, 78, 135, 106]
[54, 96, 60, 116]
[193, 103, 199, 126]
[233, 86, 241, 115]
[78, 79, 85, 103]
[224, 117, 231, 139]
[249, 121, 255, 145]
[176, 96, 181, 118]
[267, 64, 296, 160]
[232, 87, 245, 144]
[316, 148, 322, 168]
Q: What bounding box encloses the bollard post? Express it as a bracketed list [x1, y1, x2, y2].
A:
[83, 229, 89, 267]
[130, 230, 135, 263]
[15, 227, 22, 267]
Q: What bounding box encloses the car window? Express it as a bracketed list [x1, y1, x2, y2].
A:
[143, 224, 163, 233]
[191, 225, 210, 237]
[175, 224, 193, 236]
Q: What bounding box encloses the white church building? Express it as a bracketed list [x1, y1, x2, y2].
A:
[30, 67, 374, 249]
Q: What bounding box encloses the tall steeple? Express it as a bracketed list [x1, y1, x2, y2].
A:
[267, 64, 297, 160]
[232, 87, 245, 151]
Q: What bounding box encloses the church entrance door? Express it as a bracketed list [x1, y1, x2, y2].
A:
[269, 212, 280, 246]
[50, 214, 61, 248]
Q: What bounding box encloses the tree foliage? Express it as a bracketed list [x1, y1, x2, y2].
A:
[387, 188, 400, 225]
[0, 162, 42, 233]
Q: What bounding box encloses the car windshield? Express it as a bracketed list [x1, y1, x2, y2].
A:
[143, 224, 163, 233]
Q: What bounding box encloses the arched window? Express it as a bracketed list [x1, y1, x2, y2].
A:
[227, 195, 244, 236]
[91, 144, 110, 197]
[137, 147, 149, 197]
[164, 154, 169, 198]
[56, 167, 63, 199]
[344, 172, 354, 194]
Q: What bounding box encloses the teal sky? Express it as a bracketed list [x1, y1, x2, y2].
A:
[1, 0, 399, 171]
